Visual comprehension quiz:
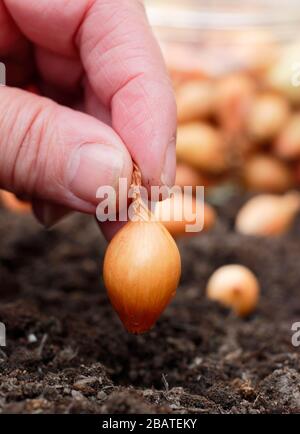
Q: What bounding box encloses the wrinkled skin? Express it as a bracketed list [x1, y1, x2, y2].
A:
[0, 0, 177, 238]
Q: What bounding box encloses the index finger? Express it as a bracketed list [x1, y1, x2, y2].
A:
[4, 0, 177, 188]
[78, 0, 177, 188]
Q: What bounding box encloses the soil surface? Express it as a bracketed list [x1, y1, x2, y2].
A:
[0, 194, 300, 414]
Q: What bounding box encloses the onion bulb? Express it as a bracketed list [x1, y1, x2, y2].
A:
[266, 43, 300, 104]
[214, 73, 256, 133]
[175, 163, 214, 192]
[103, 166, 181, 334]
[243, 154, 293, 193]
[235, 192, 300, 236]
[176, 122, 229, 174]
[274, 114, 300, 160]
[293, 161, 300, 186]
[247, 92, 290, 142]
[0, 190, 31, 214]
[176, 79, 215, 123]
[206, 264, 260, 316]
[154, 193, 216, 238]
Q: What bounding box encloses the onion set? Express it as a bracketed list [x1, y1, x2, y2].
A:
[176, 122, 229, 174]
[206, 264, 260, 316]
[243, 154, 293, 193]
[235, 192, 300, 236]
[103, 166, 181, 334]
[214, 73, 256, 133]
[176, 79, 215, 123]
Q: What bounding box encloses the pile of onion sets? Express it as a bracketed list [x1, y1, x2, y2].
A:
[103, 166, 181, 334]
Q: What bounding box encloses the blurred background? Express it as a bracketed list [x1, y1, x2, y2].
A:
[144, 0, 300, 208]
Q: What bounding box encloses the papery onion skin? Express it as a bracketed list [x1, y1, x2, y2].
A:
[103, 220, 181, 334]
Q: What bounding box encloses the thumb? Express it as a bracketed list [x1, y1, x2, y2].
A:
[0, 87, 132, 215]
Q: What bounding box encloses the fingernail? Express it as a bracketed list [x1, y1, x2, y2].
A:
[68, 143, 124, 205]
[43, 204, 71, 229]
[161, 137, 177, 187]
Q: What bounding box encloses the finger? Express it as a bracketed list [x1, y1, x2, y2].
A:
[0, 86, 132, 213]
[4, 0, 177, 188]
[84, 80, 112, 126]
[35, 47, 83, 90]
[0, 0, 23, 53]
[79, 0, 177, 188]
[25, 85, 74, 228]
[3, 0, 85, 56]
[0, 1, 33, 85]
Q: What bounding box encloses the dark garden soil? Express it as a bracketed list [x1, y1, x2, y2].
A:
[0, 193, 300, 414]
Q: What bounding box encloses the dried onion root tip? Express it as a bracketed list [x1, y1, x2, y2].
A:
[206, 264, 260, 317]
[154, 193, 216, 238]
[0, 190, 31, 214]
[266, 43, 300, 104]
[103, 165, 181, 334]
[274, 114, 300, 160]
[235, 192, 300, 236]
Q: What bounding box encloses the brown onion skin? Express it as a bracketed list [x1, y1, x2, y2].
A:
[103, 220, 181, 334]
[247, 92, 290, 143]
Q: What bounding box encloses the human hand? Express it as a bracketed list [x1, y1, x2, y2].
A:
[0, 0, 177, 239]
